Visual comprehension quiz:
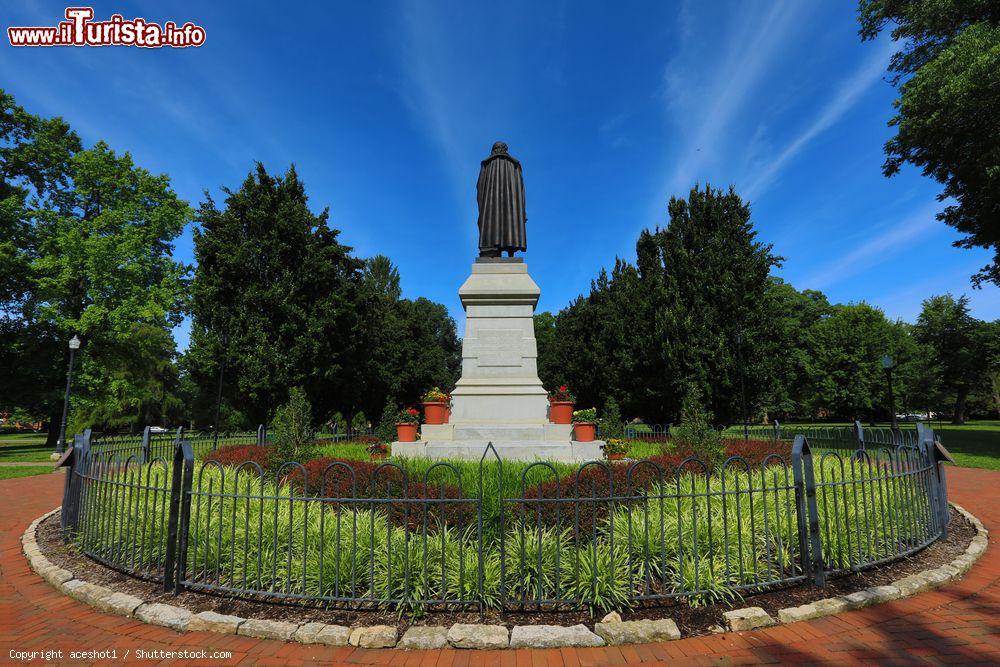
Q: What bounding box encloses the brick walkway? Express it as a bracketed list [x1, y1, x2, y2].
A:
[1, 468, 997, 666]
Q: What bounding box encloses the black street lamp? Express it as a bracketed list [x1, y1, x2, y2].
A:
[212, 332, 229, 450]
[882, 354, 899, 436]
[55, 335, 81, 455]
[735, 333, 748, 440]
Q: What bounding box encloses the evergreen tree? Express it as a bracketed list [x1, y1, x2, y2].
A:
[185, 163, 364, 426]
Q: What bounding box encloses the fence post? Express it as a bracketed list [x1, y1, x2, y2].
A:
[918, 423, 950, 539]
[773, 420, 781, 444]
[257, 424, 266, 446]
[163, 428, 194, 594]
[60, 430, 90, 539]
[141, 426, 151, 463]
[853, 420, 865, 451]
[792, 435, 825, 586]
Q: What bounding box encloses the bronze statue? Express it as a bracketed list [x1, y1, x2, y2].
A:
[476, 141, 527, 257]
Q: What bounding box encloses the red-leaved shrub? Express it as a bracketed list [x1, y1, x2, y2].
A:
[721, 439, 792, 469]
[511, 440, 794, 535]
[204, 445, 270, 470]
[279, 457, 474, 530]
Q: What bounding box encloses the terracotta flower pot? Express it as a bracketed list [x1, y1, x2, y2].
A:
[573, 422, 596, 442]
[607, 452, 625, 461]
[422, 401, 448, 425]
[396, 423, 418, 442]
[550, 401, 575, 425]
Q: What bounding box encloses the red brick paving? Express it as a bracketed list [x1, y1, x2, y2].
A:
[1, 468, 997, 665]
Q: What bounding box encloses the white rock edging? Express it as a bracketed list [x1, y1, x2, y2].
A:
[776, 502, 987, 628]
[21, 502, 989, 648]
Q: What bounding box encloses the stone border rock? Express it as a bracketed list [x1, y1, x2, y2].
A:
[22, 504, 988, 649]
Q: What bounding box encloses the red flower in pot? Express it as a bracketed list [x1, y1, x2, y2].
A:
[548, 385, 576, 425]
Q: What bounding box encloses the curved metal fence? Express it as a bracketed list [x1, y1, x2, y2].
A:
[88, 427, 263, 461]
[61, 427, 950, 613]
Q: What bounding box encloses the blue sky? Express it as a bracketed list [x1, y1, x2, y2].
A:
[5, 0, 999, 349]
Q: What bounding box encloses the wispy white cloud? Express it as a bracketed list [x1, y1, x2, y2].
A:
[394, 2, 478, 212]
[801, 201, 943, 290]
[657, 0, 805, 207]
[743, 38, 896, 200]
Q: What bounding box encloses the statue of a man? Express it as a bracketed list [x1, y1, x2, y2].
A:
[476, 141, 527, 257]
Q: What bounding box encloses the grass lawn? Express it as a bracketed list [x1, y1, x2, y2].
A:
[780, 419, 1000, 471]
[0, 432, 54, 463]
[0, 465, 58, 480]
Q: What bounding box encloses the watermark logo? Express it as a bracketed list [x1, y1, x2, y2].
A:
[8, 7, 206, 48]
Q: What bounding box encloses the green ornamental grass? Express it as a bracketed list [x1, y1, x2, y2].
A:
[75, 445, 937, 614]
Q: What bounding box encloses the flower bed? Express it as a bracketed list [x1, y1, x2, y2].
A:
[69, 435, 945, 614]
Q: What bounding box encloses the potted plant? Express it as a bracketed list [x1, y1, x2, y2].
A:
[572, 407, 597, 442]
[421, 387, 450, 425]
[548, 385, 576, 424]
[395, 407, 420, 442]
[603, 438, 628, 461]
[368, 442, 389, 461]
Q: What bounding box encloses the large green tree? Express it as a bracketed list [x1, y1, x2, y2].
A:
[354, 254, 460, 420]
[1, 90, 190, 440]
[806, 303, 913, 421]
[185, 163, 364, 427]
[185, 170, 461, 428]
[914, 294, 993, 422]
[757, 278, 833, 419]
[641, 185, 780, 423]
[859, 1, 1000, 286]
[537, 185, 780, 425]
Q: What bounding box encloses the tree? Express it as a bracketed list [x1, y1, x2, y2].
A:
[354, 255, 460, 421]
[1, 89, 189, 440]
[533, 311, 559, 388]
[757, 278, 833, 419]
[269, 386, 314, 468]
[362, 254, 401, 300]
[185, 163, 364, 427]
[807, 303, 902, 421]
[859, 2, 1000, 287]
[914, 294, 990, 423]
[536, 185, 780, 425]
[649, 185, 781, 423]
[186, 170, 460, 428]
[0, 90, 80, 439]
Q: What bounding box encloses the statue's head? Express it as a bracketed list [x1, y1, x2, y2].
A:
[491, 141, 509, 155]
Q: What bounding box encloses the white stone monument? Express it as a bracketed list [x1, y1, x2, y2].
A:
[392, 259, 603, 462]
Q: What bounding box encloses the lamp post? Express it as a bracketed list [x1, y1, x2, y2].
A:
[56, 335, 81, 455]
[882, 354, 899, 437]
[212, 332, 229, 450]
[736, 333, 748, 440]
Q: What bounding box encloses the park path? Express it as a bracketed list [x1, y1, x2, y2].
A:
[0, 467, 997, 666]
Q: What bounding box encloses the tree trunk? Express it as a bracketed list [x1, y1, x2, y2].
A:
[952, 389, 969, 425]
[44, 411, 61, 449]
[991, 373, 1000, 419]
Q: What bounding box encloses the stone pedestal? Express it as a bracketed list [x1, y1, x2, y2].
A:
[393, 259, 602, 463]
[452, 260, 548, 423]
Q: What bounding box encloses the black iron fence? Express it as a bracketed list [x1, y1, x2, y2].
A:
[741, 421, 921, 454]
[88, 426, 266, 461]
[60, 427, 950, 613]
[316, 427, 379, 444]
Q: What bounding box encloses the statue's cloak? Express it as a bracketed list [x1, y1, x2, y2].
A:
[476, 151, 527, 253]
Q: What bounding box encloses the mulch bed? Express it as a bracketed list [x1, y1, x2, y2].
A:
[35, 507, 975, 638]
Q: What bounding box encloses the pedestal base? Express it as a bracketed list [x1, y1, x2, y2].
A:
[392, 438, 603, 463]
